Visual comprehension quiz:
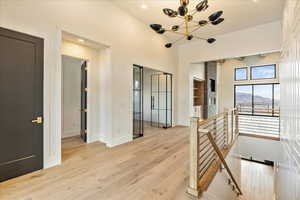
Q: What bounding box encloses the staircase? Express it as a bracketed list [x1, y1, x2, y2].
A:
[187, 108, 242, 199]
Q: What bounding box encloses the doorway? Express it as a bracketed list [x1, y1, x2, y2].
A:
[150, 73, 173, 129]
[132, 66, 173, 138]
[193, 78, 205, 119]
[133, 65, 144, 139]
[0, 27, 44, 182]
[61, 55, 87, 150]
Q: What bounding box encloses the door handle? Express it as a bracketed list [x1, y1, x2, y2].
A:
[32, 117, 43, 124]
[151, 96, 154, 110]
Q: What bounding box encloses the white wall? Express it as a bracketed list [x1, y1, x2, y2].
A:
[276, 1, 300, 199]
[190, 63, 205, 80]
[239, 136, 281, 162]
[62, 55, 82, 138]
[218, 52, 281, 112]
[177, 21, 282, 126]
[0, 0, 177, 168]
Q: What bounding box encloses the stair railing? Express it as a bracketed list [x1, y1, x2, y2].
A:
[187, 108, 241, 198]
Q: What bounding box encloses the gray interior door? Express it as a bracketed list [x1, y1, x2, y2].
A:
[0, 27, 44, 182]
[80, 61, 87, 142]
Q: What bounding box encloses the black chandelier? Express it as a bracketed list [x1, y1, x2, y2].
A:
[150, 0, 224, 48]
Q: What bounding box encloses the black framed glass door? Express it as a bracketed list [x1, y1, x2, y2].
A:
[151, 73, 172, 128]
[133, 65, 144, 139]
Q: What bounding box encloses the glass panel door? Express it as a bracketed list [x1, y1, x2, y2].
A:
[166, 74, 172, 128]
[133, 65, 143, 139]
[151, 73, 172, 128]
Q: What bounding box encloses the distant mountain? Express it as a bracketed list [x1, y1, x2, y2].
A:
[236, 92, 279, 106]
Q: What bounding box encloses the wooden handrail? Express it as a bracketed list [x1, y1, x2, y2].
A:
[206, 132, 243, 195]
[187, 108, 241, 198]
[198, 110, 232, 126]
[188, 106, 279, 198]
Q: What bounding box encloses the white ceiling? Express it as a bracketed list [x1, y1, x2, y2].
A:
[112, 0, 284, 43]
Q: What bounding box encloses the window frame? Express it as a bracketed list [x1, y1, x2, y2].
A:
[250, 64, 276, 80]
[234, 67, 248, 81]
[234, 83, 279, 117]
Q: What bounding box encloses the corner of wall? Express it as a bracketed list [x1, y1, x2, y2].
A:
[106, 135, 132, 148]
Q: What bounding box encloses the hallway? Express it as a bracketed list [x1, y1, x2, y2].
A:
[241, 160, 275, 200]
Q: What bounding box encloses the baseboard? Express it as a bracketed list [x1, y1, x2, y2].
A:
[62, 130, 80, 139]
[107, 135, 132, 148]
[99, 134, 107, 144]
[44, 156, 61, 169]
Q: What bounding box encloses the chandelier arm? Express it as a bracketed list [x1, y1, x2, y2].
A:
[172, 35, 186, 45]
[190, 26, 202, 34]
[191, 20, 214, 26]
[189, 23, 210, 33]
[190, 20, 201, 25]
[190, 9, 198, 16]
[176, 22, 186, 30]
[189, 24, 202, 28]
[176, 16, 185, 19]
[166, 30, 186, 36]
[193, 35, 207, 40]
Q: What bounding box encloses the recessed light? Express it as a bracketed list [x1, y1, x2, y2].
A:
[78, 39, 84, 42]
[253, 0, 258, 2]
[141, 4, 148, 9]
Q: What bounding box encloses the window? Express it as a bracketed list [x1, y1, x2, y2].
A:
[234, 83, 280, 117]
[273, 84, 280, 117]
[253, 84, 273, 116]
[235, 67, 247, 81]
[235, 83, 280, 138]
[235, 85, 252, 114]
[250, 64, 276, 80]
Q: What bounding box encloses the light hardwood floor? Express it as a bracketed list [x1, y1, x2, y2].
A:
[0, 127, 192, 200]
[241, 160, 275, 200]
[0, 127, 275, 200]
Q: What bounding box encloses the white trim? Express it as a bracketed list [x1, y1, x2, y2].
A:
[106, 135, 132, 148]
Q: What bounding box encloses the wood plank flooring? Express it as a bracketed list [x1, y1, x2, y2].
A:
[0, 127, 275, 200]
[0, 127, 192, 200]
[241, 160, 275, 200]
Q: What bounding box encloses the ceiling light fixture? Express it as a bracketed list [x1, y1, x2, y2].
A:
[141, 4, 148, 9]
[141, 0, 148, 9]
[149, 0, 224, 48]
[78, 39, 85, 43]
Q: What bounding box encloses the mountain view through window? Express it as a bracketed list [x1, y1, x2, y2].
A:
[235, 84, 280, 116]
